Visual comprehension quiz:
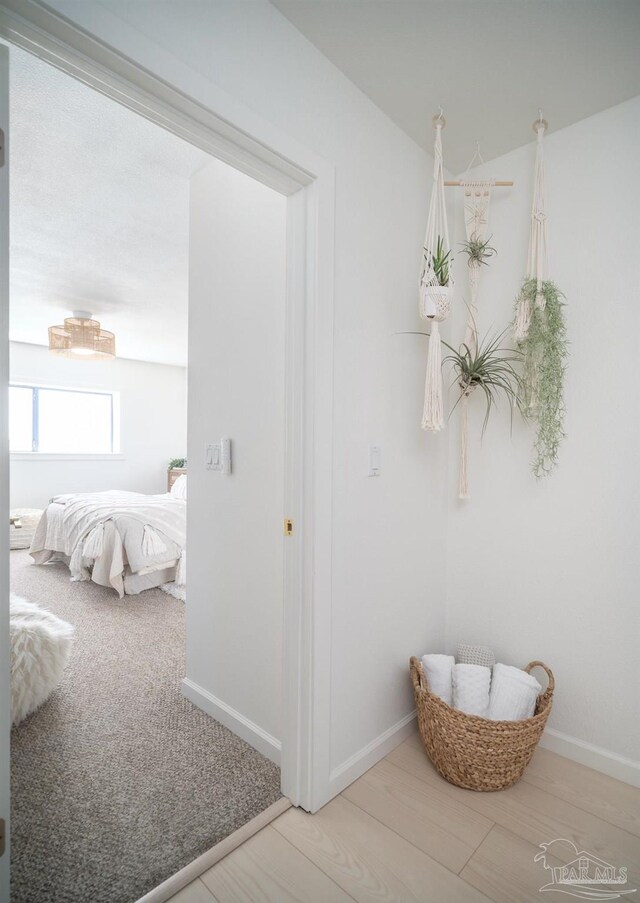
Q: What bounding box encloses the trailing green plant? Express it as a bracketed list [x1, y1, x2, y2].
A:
[514, 279, 567, 478]
[441, 329, 524, 435]
[168, 457, 187, 470]
[423, 235, 452, 286]
[459, 235, 497, 268]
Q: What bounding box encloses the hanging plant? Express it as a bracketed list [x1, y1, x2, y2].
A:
[442, 329, 523, 434]
[512, 115, 568, 478]
[398, 320, 521, 500]
[419, 111, 453, 432]
[424, 235, 453, 285]
[514, 279, 567, 477]
[420, 234, 453, 321]
[459, 235, 497, 269]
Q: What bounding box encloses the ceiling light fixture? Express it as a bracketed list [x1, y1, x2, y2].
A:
[48, 310, 116, 360]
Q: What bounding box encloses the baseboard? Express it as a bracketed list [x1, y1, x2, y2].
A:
[181, 678, 281, 766]
[539, 727, 640, 788]
[135, 796, 292, 903]
[327, 710, 417, 800]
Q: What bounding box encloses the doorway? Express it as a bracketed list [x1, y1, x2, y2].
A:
[0, 8, 334, 900]
[5, 37, 290, 903]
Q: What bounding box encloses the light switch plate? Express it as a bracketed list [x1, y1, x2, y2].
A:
[206, 440, 231, 473]
[206, 442, 222, 471]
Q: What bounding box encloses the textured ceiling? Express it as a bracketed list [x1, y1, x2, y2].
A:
[271, 0, 640, 172]
[9, 43, 210, 366]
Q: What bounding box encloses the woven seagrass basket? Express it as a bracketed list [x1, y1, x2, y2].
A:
[409, 656, 554, 791]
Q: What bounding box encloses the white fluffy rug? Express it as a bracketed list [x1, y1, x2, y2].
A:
[10, 593, 74, 726]
[159, 582, 186, 602]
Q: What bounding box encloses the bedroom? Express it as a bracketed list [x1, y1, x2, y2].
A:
[6, 40, 288, 903]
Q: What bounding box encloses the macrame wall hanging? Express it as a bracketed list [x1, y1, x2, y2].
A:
[446, 151, 513, 499]
[457, 148, 495, 498]
[513, 113, 567, 477]
[460, 158, 493, 352]
[419, 110, 453, 432]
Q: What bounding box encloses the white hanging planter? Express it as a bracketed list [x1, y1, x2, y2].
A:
[419, 110, 453, 433]
[419, 283, 452, 322]
[513, 114, 567, 478]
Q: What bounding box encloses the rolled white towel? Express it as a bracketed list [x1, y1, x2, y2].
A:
[456, 642, 496, 669]
[488, 663, 542, 721]
[452, 663, 491, 717]
[421, 653, 454, 705]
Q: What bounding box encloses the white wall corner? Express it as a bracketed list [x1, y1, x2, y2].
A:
[326, 710, 417, 802]
[181, 678, 281, 767]
[539, 728, 640, 790]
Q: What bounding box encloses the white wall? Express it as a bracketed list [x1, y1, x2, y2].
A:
[185, 159, 286, 752]
[445, 97, 640, 770]
[44, 0, 448, 789]
[10, 341, 187, 508]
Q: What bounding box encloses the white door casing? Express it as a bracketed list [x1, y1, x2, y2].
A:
[0, 41, 9, 902]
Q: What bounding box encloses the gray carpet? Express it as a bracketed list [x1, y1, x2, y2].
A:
[10, 551, 282, 903]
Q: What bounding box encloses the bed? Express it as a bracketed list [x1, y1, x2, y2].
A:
[30, 475, 187, 598]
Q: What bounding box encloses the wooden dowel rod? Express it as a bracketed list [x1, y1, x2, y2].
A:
[444, 180, 514, 187]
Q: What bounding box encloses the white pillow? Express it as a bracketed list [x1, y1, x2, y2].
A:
[171, 473, 187, 500]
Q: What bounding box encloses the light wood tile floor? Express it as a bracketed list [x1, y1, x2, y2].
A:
[167, 735, 640, 902]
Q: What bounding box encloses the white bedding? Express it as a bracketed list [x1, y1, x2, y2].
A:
[30, 490, 186, 598]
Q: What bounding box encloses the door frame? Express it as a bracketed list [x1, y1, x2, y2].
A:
[0, 0, 335, 828]
[0, 39, 8, 903]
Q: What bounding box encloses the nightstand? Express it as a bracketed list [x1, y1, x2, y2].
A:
[167, 468, 186, 492]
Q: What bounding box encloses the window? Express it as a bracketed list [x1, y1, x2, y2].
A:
[9, 385, 118, 454]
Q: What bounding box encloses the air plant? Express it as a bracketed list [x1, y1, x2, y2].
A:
[441, 329, 523, 435]
[514, 279, 567, 477]
[423, 235, 452, 286]
[459, 234, 497, 268]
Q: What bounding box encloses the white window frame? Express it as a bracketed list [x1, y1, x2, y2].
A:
[9, 382, 122, 459]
